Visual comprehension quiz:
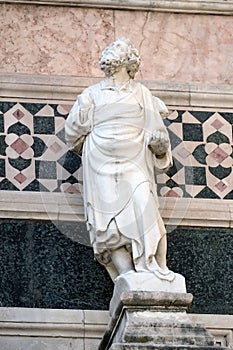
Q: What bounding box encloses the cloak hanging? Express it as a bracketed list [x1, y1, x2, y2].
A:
[65, 79, 172, 274]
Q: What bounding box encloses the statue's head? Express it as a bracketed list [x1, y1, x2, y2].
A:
[99, 37, 141, 79]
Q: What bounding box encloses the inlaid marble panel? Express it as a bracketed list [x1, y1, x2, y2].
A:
[0, 102, 233, 199]
[0, 102, 232, 199]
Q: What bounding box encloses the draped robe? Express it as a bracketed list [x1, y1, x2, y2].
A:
[65, 79, 172, 274]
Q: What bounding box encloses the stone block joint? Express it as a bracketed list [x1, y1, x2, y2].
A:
[99, 290, 227, 350]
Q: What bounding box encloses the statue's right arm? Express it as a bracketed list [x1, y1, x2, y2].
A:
[65, 91, 93, 155]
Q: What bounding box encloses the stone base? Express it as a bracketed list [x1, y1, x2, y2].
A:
[110, 271, 186, 317]
[99, 289, 225, 350]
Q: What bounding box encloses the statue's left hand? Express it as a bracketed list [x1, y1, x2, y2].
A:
[148, 131, 169, 157]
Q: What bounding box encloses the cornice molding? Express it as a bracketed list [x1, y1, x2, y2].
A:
[1, 0, 233, 15]
[0, 307, 107, 338]
[0, 191, 232, 228]
[1, 73, 233, 109]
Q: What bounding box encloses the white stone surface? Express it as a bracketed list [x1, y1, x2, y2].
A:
[0, 191, 232, 228]
[0, 0, 233, 15]
[0, 337, 83, 350]
[0, 308, 232, 349]
[100, 291, 229, 349]
[2, 73, 233, 109]
[110, 272, 186, 317]
[0, 308, 107, 350]
[114, 271, 186, 293]
[65, 38, 173, 282]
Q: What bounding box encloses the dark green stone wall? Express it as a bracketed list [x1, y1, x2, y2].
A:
[167, 226, 233, 314]
[0, 219, 232, 314]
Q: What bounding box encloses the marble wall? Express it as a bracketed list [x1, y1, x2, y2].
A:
[0, 219, 232, 314]
[0, 2, 233, 318]
[1, 102, 233, 200]
[0, 98, 232, 314]
[1, 4, 233, 84]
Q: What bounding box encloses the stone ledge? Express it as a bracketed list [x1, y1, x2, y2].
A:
[0, 308, 232, 333]
[1, 0, 233, 15]
[1, 73, 233, 109]
[120, 291, 193, 308]
[0, 308, 107, 338]
[0, 191, 85, 222]
[0, 308, 232, 348]
[0, 191, 232, 228]
[99, 291, 227, 350]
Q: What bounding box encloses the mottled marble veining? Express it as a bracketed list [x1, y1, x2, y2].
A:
[0, 219, 232, 314]
[1, 4, 233, 84]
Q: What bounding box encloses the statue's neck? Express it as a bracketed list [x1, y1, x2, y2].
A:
[110, 67, 130, 84]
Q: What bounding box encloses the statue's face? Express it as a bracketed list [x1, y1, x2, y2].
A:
[100, 42, 129, 77]
[100, 38, 140, 78]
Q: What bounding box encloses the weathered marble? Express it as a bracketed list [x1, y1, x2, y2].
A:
[0, 4, 114, 76]
[109, 271, 186, 317]
[99, 291, 218, 350]
[115, 11, 233, 84]
[0, 220, 232, 314]
[65, 38, 174, 284]
[0, 219, 113, 309]
[168, 226, 233, 314]
[1, 4, 233, 84]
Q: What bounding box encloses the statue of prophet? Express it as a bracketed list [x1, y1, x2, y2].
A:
[65, 37, 174, 282]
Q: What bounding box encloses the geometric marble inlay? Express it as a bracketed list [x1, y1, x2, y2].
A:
[14, 173, 27, 184]
[13, 109, 25, 120]
[165, 189, 180, 197]
[10, 138, 29, 155]
[0, 102, 233, 199]
[215, 180, 228, 192]
[49, 141, 63, 153]
[209, 146, 228, 164]
[211, 119, 224, 130]
[176, 147, 191, 159]
[64, 184, 80, 193]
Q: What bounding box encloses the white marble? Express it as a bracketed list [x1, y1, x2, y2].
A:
[110, 271, 186, 316]
[0, 307, 232, 349]
[65, 38, 174, 283]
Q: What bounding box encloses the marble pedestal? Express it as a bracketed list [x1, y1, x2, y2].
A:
[98, 272, 223, 350]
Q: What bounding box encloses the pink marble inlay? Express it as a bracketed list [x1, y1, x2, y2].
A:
[165, 189, 180, 197]
[58, 104, 72, 114]
[13, 109, 25, 120]
[50, 142, 62, 153]
[215, 181, 227, 192]
[209, 146, 228, 164]
[64, 184, 80, 194]
[14, 173, 27, 184]
[11, 138, 29, 155]
[177, 147, 191, 159]
[211, 119, 224, 130]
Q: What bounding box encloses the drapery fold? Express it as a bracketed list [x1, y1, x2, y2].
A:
[65, 80, 172, 273]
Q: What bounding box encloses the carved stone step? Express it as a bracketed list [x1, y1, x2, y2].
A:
[99, 289, 226, 350]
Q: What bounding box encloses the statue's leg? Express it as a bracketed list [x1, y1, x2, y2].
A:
[111, 246, 134, 275]
[155, 233, 167, 269]
[104, 262, 119, 282]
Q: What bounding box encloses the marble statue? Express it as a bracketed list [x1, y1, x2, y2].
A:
[65, 38, 174, 283]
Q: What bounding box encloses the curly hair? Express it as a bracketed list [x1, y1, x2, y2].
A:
[99, 37, 141, 79]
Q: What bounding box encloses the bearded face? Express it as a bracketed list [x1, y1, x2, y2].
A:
[99, 38, 140, 78]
